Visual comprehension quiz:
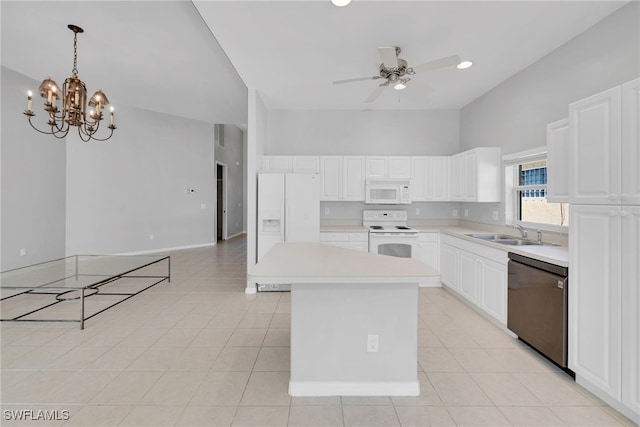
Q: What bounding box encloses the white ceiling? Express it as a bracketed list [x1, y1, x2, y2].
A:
[194, 0, 628, 110]
[1, 0, 629, 123]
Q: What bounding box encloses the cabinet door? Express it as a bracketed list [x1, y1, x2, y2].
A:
[621, 206, 640, 413]
[622, 78, 640, 206]
[320, 156, 342, 201]
[546, 118, 570, 202]
[430, 157, 450, 201]
[365, 156, 388, 179]
[349, 241, 369, 252]
[419, 239, 439, 271]
[343, 156, 365, 201]
[569, 86, 622, 205]
[459, 251, 479, 303]
[463, 151, 478, 201]
[440, 244, 458, 290]
[292, 156, 320, 174]
[411, 157, 428, 201]
[479, 259, 507, 324]
[450, 154, 465, 201]
[263, 156, 292, 173]
[388, 156, 411, 179]
[569, 205, 622, 400]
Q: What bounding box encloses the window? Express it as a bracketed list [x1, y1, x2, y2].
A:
[505, 149, 569, 231]
[516, 160, 568, 227]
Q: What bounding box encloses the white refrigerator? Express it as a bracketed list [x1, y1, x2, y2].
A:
[257, 173, 320, 264]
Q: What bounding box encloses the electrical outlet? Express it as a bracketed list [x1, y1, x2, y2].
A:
[19, 248, 26, 256]
[464, 209, 469, 217]
[149, 234, 155, 240]
[415, 207, 420, 215]
[201, 203, 206, 209]
[452, 209, 458, 217]
[324, 207, 330, 215]
[367, 334, 379, 353]
[492, 210, 499, 221]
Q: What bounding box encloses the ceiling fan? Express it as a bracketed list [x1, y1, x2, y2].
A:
[333, 47, 467, 103]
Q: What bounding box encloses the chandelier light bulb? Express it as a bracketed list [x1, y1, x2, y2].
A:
[331, 0, 351, 7]
[457, 60, 473, 70]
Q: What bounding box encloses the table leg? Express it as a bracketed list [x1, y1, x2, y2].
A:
[80, 288, 85, 330]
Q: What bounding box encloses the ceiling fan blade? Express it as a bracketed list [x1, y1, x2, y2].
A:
[378, 47, 399, 69]
[333, 76, 380, 85]
[364, 85, 386, 103]
[411, 55, 462, 74]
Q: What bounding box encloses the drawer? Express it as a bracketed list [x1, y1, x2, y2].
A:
[320, 232, 349, 242]
[419, 232, 439, 242]
[349, 232, 369, 242]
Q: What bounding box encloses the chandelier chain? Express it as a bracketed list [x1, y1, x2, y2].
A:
[72, 32, 78, 76]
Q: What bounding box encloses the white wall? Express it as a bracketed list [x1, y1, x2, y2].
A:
[460, 2, 639, 225]
[246, 89, 269, 292]
[1, 67, 66, 270]
[267, 110, 460, 156]
[65, 106, 217, 255]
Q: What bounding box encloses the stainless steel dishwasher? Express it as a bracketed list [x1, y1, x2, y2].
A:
[507, 252, 570, 370]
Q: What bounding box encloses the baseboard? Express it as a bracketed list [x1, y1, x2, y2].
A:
[419, 282, 443, 288]
[288, 380, 420, 397]
[116, 242, 216, 256]
[575, 375, 640, 425]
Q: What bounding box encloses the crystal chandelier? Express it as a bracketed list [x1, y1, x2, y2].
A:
[23, 25, 116, 142]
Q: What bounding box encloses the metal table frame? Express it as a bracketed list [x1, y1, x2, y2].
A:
[1, 255, 171, 329]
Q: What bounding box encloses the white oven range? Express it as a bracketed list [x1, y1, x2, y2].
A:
[363, 210, 419, 259]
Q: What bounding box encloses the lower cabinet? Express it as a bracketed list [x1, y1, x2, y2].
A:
[440, 234, 508, 324]
[320, 231, 369, 252]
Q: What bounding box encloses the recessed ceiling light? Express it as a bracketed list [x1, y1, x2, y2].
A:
[394, 82, 406, 91]
[331, 0, 352, 7]
[457, 60, 473, 70]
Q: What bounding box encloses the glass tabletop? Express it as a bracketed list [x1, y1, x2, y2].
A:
[0, 255, 168, 290]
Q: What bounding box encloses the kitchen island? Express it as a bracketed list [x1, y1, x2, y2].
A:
[248, 242, 440, 397]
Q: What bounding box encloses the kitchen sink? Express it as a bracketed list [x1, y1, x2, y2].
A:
[466, 233, 517, 241]
[466, 233, 558, 246]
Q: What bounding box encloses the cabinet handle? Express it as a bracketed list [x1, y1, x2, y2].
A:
[609, 193, 619, 200]
[620, 210, 629, 217]
[609, 210, 618, 217]
[620, 193, 629, 200]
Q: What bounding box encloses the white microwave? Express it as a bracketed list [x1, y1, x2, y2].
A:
[365, 179, 412, 204]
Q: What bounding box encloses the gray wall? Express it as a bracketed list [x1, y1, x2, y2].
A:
[215, 124, 245, 238]
[460, 2, 640, 225]
[65, 106, 216, 255]
[267, 110, 460, 156]
[1, 67, 66, 270]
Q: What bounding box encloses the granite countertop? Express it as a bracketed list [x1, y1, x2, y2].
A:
[249, 242, 440, 285]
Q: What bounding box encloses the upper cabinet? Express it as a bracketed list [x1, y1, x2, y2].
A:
[365, 156, 411, 179]
[342, 156, 366, 201]
[450, 147, 501, 202]
[569, 78, 639, 206]
[319, 156, 342, 201]
[263, 156, 320, 174]
[411, 156, 450, 202]
[546, 118, 569, 202]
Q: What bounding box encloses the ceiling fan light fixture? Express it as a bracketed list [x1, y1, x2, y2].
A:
[457, 60, 473, 70]
[331, 0, 352, 7]
[394, 82, 406, 91]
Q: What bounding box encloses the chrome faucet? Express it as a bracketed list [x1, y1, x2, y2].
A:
[514, 224, 527, 239]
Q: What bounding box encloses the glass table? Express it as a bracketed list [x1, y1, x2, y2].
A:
[1, 255, 170, 329]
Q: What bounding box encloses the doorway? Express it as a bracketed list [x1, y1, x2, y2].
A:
[216, 162, 228, 241]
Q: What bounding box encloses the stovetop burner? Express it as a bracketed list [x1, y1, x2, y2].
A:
[370, 226, 383, 230]
[396, 226, 411, 230]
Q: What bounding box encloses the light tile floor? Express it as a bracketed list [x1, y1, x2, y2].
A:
[1, 236, 636, 426]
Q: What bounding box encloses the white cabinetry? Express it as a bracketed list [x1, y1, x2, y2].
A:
[411, 157, 450, 201]
[546, 118, 569, 202]
[320, 231, 369, 252]
[263, 156, 292, 173]
[320, 156, 342, 201]
[568, 78, 639, 423]
[439, 234, 508, 324]
[365, 156, 411, 179]
[342, 156, 366, 201]
[450, 148, 501, 202]
[263, 156, 319, 173]
[418, 232, 439, 288]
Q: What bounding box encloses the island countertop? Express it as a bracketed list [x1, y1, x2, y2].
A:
[248, 242, 440, 285]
